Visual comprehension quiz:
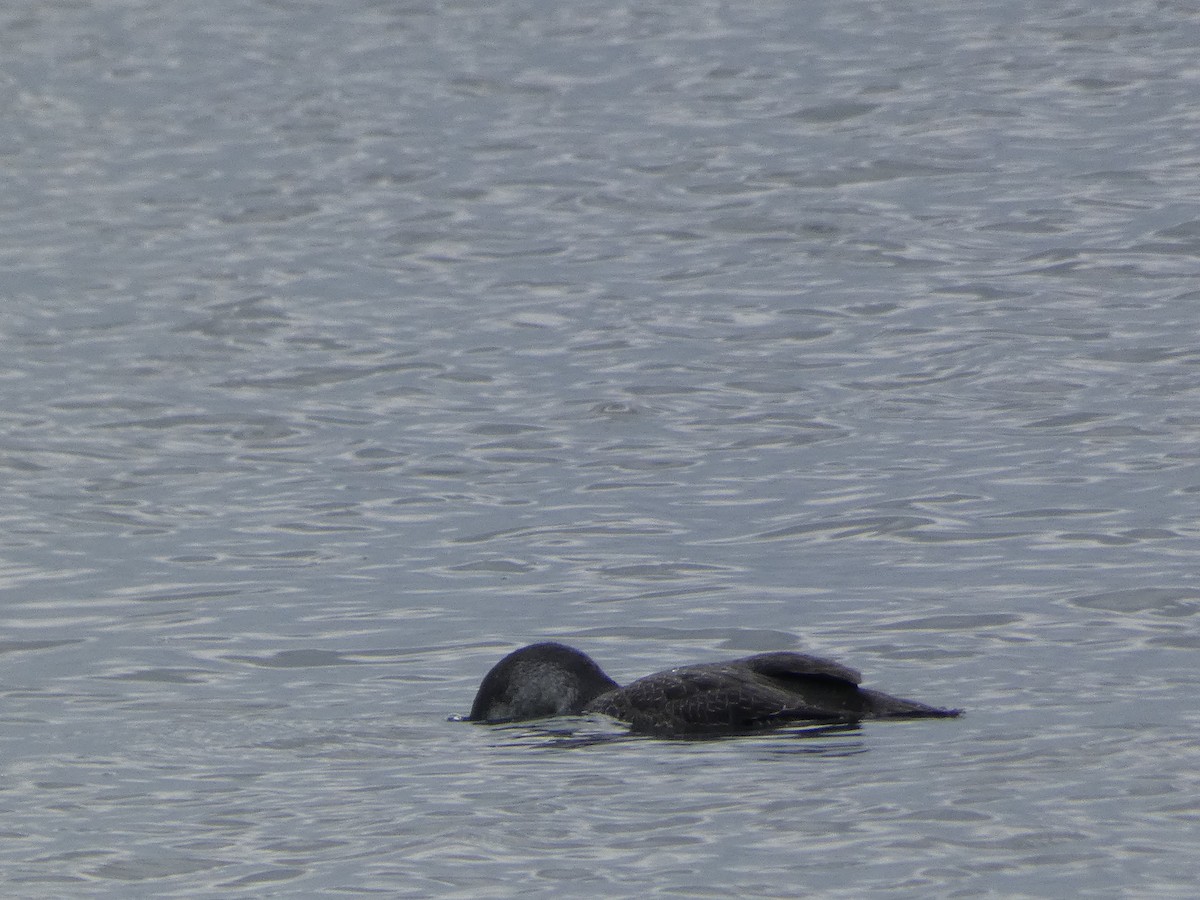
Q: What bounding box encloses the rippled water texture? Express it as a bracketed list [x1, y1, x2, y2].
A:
[2, 0, 1199, 895]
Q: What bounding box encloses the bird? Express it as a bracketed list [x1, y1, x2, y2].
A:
[469, 642, 961, 736]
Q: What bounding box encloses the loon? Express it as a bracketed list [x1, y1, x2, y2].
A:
[469, 642, 961, 736]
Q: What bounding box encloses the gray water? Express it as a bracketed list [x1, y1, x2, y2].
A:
[2, 0, 1199, 896]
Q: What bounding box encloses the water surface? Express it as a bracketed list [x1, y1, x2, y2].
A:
[2, 0, 1198, 895]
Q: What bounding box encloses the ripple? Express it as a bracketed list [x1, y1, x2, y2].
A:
[0, 639, 86, 655]
[224, 650, 362, 668]
[1068, 588, 1200, 617]
[881, 614, 1023, 631]
[749, 515, 936, 541]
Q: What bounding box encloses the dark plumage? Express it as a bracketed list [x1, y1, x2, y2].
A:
[469, 642, 961, 736]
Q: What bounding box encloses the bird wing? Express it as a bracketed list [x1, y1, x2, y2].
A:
[740, 651, 862, 686]
[608, 661, 855, 734]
